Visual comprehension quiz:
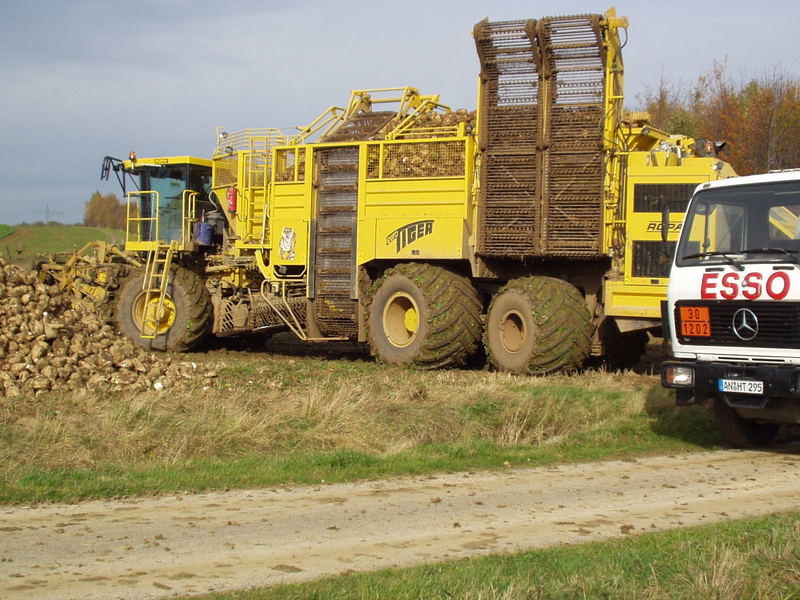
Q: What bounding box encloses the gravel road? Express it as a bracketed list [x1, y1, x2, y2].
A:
[2, 447, 800, 600]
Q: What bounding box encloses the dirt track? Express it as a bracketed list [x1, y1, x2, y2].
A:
[2, 447, 800, 599]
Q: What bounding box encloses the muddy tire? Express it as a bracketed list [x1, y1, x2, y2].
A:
[713, 397, 780, 448]
[599, 319, 649, 371]
[485, 276, 591, 375]
[367, 263, 482, 369]
[116, 266, 212, 352]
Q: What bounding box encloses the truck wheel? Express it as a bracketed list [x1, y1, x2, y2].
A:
[713, 397, 779, 448]
[116, 266, 212, 352]
[367, 263, 481, 368]
[599, 319, 648, 371]
[485, 276, 591, 375]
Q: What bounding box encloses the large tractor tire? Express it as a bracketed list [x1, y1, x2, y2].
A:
[367, 263, 482, 369]
[485, 276, 591, 375]
[598, 319, 649, 371]
[116, 266, 212, 352]
[713, 397, 779, 448]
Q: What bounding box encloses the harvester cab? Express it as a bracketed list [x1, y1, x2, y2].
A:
[98, 154, 216, 343]
[101, 154, 215, 251]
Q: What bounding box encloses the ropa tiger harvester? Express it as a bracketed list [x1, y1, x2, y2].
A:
[44, 9, 736, 373]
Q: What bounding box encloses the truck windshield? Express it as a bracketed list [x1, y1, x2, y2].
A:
[676, 180, 800, 267]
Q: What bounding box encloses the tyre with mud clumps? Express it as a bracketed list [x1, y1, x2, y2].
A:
[116, 266, 212, 352]
[367, 263, 481, 369]
[485, 276, 591, 375]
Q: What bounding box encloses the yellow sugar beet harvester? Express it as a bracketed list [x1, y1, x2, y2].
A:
[49, 9, 736, 372]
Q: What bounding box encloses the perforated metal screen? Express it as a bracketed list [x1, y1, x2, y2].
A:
[474, 14, 607, 259]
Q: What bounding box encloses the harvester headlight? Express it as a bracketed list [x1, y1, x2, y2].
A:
[664, 365, 694, 387]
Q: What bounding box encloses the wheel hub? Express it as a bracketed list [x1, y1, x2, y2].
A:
[132, 293, 176, 336]
[383, 292, 419, 348]
[499, 309, 526, 353]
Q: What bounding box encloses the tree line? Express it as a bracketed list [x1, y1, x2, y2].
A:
[638, 62, 800, 175]
[83, 191, 127, 230]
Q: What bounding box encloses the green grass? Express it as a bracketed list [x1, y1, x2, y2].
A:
[0, 224, 124, 259]
[193, 511, 800, 600]
[0, 224, 14, 240]
[0, 430, 703, 504]
[0, 354, 720, 504]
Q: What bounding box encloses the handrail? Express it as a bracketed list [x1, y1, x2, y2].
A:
[213, 127, 287, 157]
[289, 106, 345, 145]
[289, 87, 454, 144]
[182, 190, 198, 248]
[126, 190, 159, 246]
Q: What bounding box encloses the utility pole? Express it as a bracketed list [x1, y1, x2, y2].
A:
[34, 203, 65, 225]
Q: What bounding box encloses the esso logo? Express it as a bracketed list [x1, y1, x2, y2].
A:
[700, 271, 791, 300]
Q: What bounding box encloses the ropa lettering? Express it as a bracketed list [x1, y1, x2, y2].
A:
[386, 220, 433, 253]
[646, 222, 682, 232]
[700, 271, 791, 300]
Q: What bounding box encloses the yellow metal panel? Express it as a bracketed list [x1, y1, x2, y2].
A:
[367, 217, 466, 262]
[604, 279, 665, 319]
[269, 181, 311, 265]
[357, 219, 376, 264]
[621, 154, 731, 286]
[123, 156, 212, 170]
[363, 178, 469, 218]
[272, 182, 309, 218]
[270, 219, 308, 266]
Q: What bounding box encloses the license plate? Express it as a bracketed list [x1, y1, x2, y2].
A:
[680, 306, 711, 337]
[718, 379, 763, 395]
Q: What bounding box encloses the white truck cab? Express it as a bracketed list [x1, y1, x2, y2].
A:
[662, 170, 800, 447]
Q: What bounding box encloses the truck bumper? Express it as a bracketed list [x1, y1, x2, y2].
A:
[662, 360, 800, 423]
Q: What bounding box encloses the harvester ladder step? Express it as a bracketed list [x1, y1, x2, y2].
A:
[140, 241, 177, 339]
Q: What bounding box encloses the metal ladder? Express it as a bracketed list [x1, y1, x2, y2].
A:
[140, 241, 177, 338]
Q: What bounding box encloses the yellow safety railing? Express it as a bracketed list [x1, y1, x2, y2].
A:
[289, 87, 454, 145]
[126, 191, 159, 249]
[290, 106, 346, 145]
[126, 189, 201, 251]
[214, 128, 287, 158]
[182, 190, 198, 249]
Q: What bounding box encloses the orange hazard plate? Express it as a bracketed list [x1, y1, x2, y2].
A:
[680, 306, 711, 337]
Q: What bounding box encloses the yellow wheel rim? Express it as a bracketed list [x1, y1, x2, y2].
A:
[499, 309, 526, 353]
[383, 292, 420, 348]
[132, 293, 176, 336]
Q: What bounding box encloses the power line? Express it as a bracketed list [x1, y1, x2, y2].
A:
[34, 203, 65, 224]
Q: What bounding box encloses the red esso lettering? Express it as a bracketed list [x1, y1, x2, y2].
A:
[700, 272, 719, 299]
[742, 272, 762, 300]
[766, 271, 790, 300]
[699, 271, 791, 300]
[720, 272, 739, 300]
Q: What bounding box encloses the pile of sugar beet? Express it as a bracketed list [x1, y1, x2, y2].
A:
[0, 258, 217, 397]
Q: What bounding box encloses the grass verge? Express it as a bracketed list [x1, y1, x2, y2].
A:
[0, 347, 720, 504]
[0, 224, 124, 259]
[194, 511, 800, 600]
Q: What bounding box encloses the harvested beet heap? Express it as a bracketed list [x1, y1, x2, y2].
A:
[0, 258, 215, 397]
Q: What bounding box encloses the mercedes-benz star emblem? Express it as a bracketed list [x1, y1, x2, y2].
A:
[732, 308, 758, 341]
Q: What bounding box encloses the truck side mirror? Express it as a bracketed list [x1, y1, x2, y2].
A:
[661, 204, 671, 257]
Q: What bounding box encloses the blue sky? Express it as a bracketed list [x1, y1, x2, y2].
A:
[1, 0, 797, 225]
